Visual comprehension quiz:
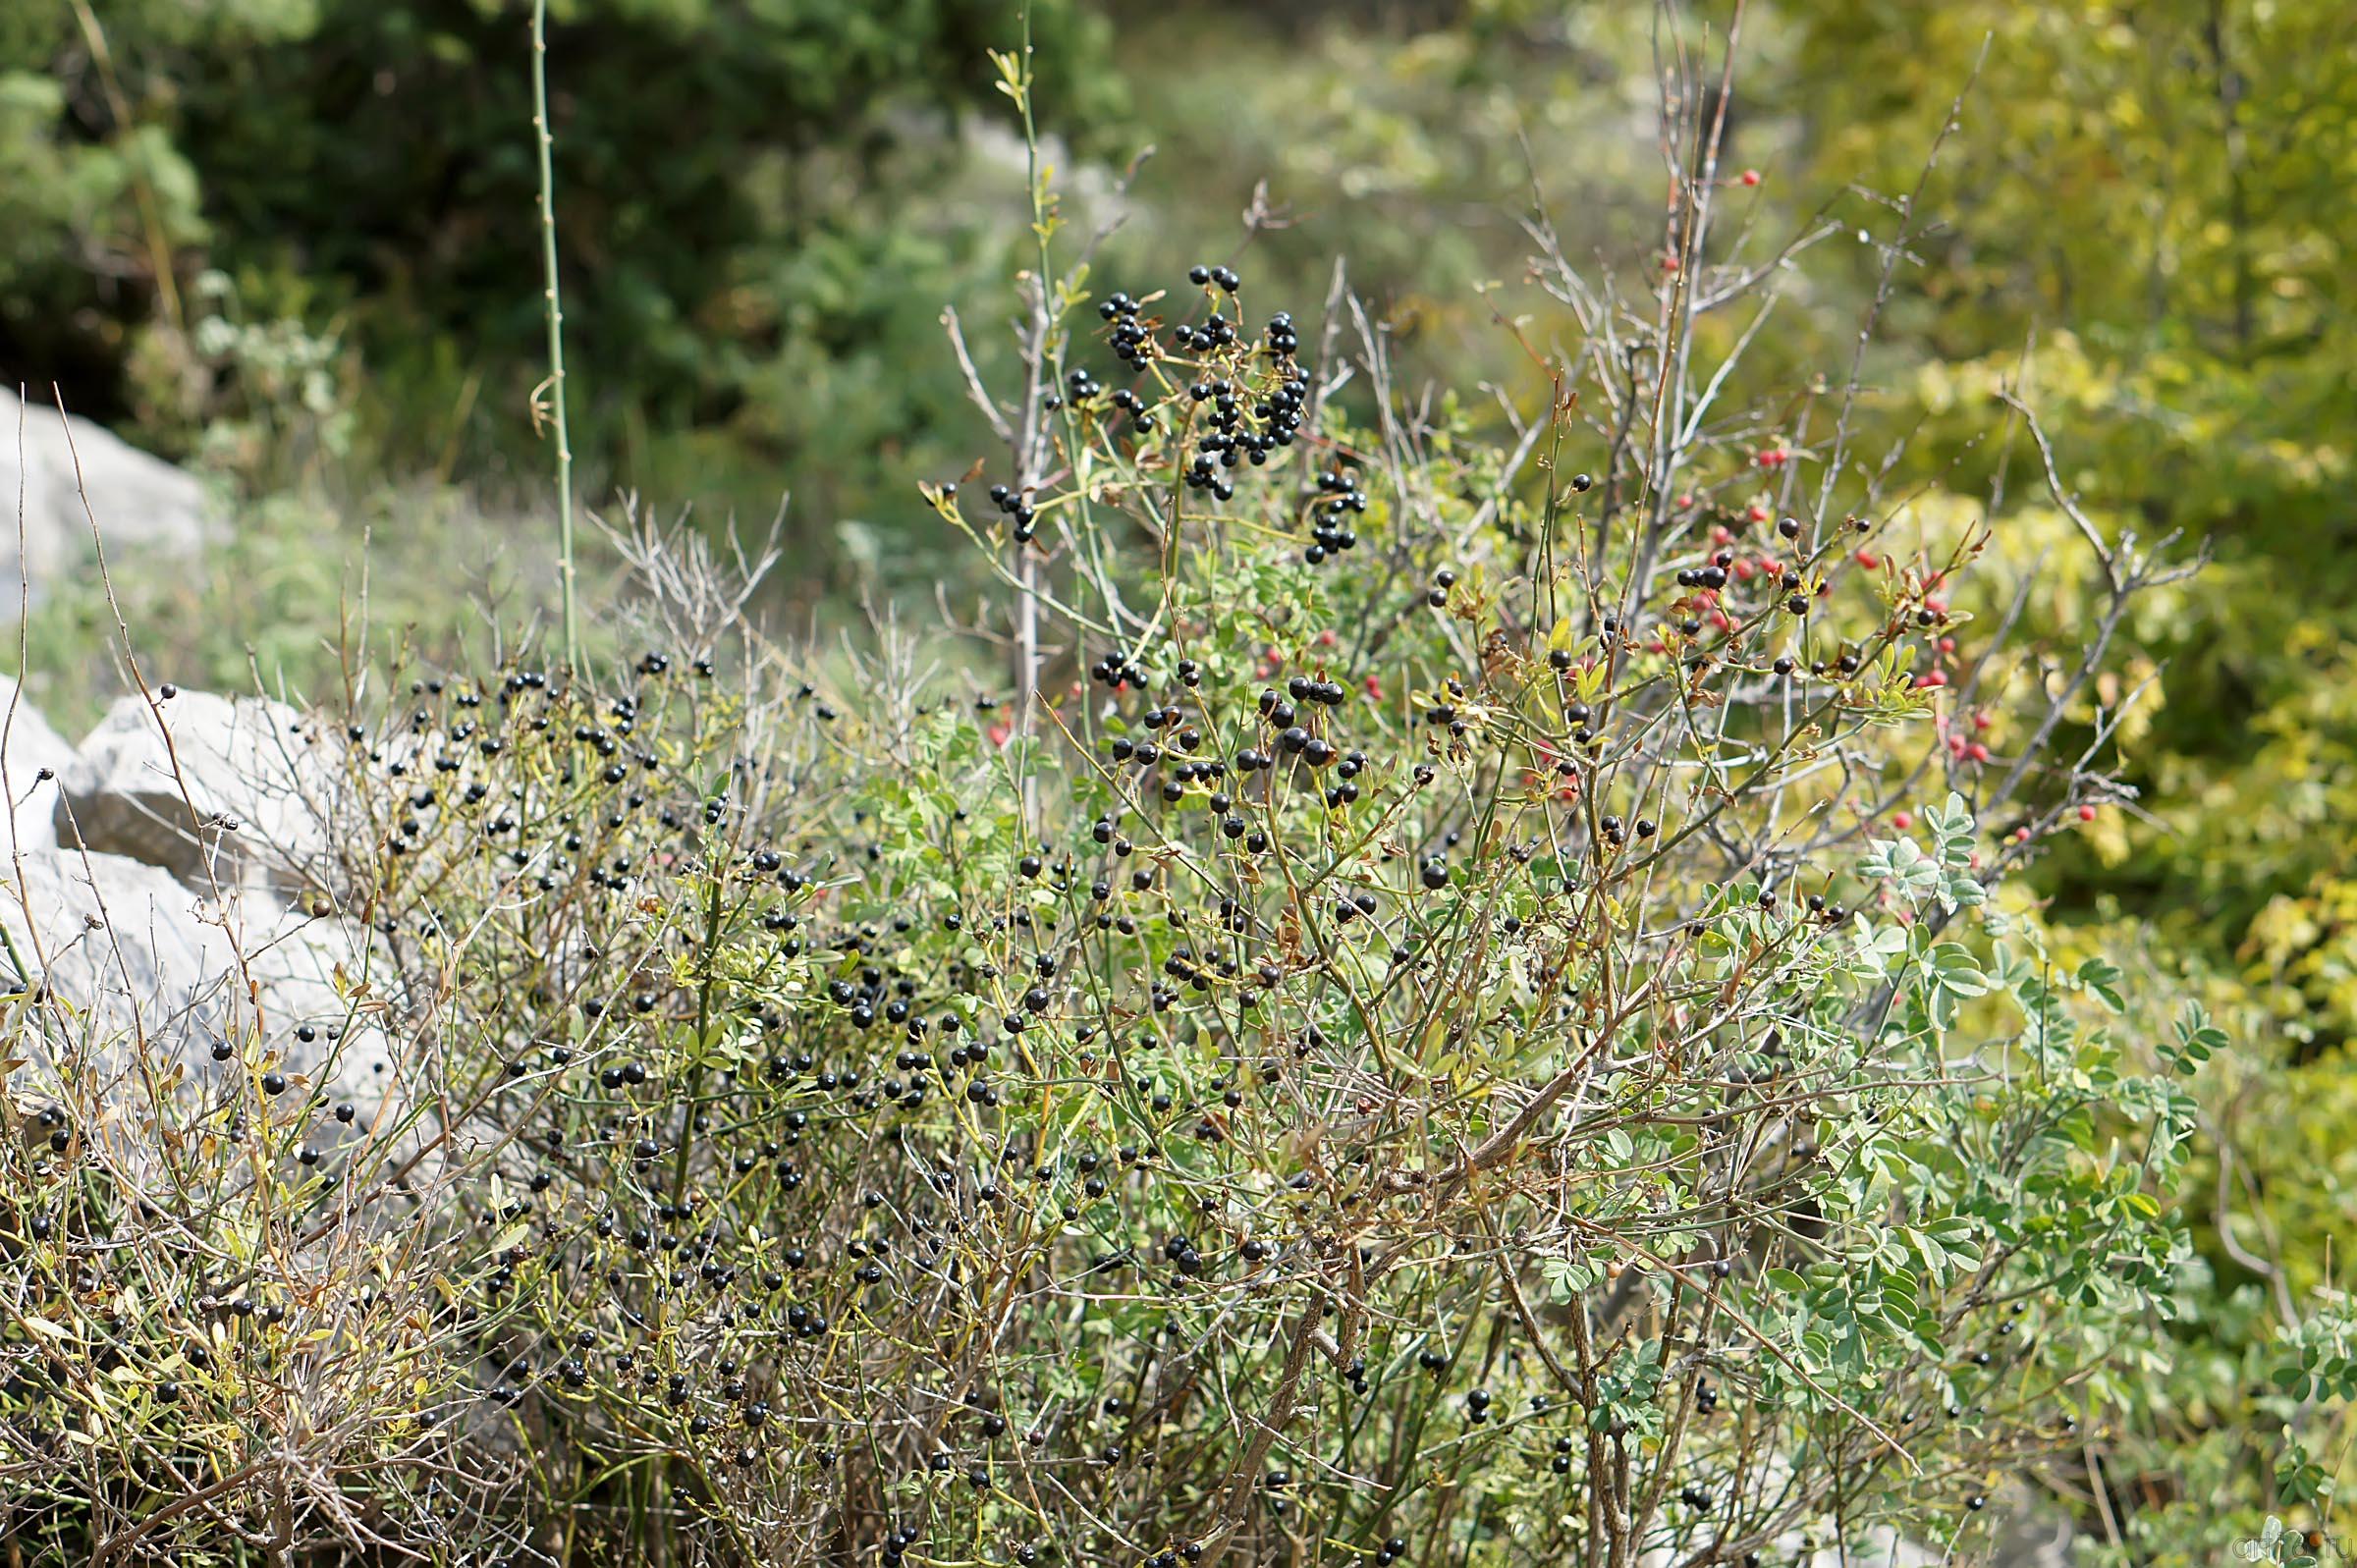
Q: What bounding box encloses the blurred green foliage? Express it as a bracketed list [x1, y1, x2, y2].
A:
[1778, 0, 2357, 1041]
[1757, 5, 2357, 1559]
[1, 0, 1118, 543]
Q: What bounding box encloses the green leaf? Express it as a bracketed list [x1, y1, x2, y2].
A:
[2075, 957, 2127, 1014]
[1931, 944, 1990, 996]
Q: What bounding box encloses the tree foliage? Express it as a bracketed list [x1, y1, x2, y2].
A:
[0, 0, 1115, 516]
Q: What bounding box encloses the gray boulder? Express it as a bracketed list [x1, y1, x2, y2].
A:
[0, 386, 213, 600]
[53, 690, 345, 901]
[227, 890, 402, 1123]
[1, 848, 225, 1063]
[0, 673, 74, 855]
[1987, 1487, 2076, 1566]
[1, 847, 394, 1136]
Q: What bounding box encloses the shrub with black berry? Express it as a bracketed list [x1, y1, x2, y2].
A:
[0, 42, 2288, 1568]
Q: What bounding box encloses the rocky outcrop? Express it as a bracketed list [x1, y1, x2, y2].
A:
[0, 386, 213, 600]
[4, 681, 397, 1156]
[2, 848, 225, 1058]
[1, 673, 74, 855]
[1, 848, 393, 1125]
[51, 689, 344, 901]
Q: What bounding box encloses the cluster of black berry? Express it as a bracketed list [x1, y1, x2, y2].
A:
[1171, 313, 1239, 351]
[1675, 553, 1732, 591]
[1097, 290, 1152, 364]
[1183, 360, 1309, 493]
[985, 482, 1038, 544]
[1047, 365, 1102, 414]
[1306, 466, 1367, 565]
[1062, 265, 1317, 521]
[1088, 650, 1150, 689]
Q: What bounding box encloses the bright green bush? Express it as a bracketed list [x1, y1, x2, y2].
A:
[1762, 0, 2357, 1040]
[1739, 10, 2357, 1554]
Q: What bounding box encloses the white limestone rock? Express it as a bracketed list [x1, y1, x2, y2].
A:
[1, 847, 226, 1063]
[0, 386, 213, 601]
[0, 849, 396, 1135]
[0, 674, 74, 855]
[53, 690, 345, 901]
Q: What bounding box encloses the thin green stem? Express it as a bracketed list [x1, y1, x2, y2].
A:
[531, 0, 580, 673]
